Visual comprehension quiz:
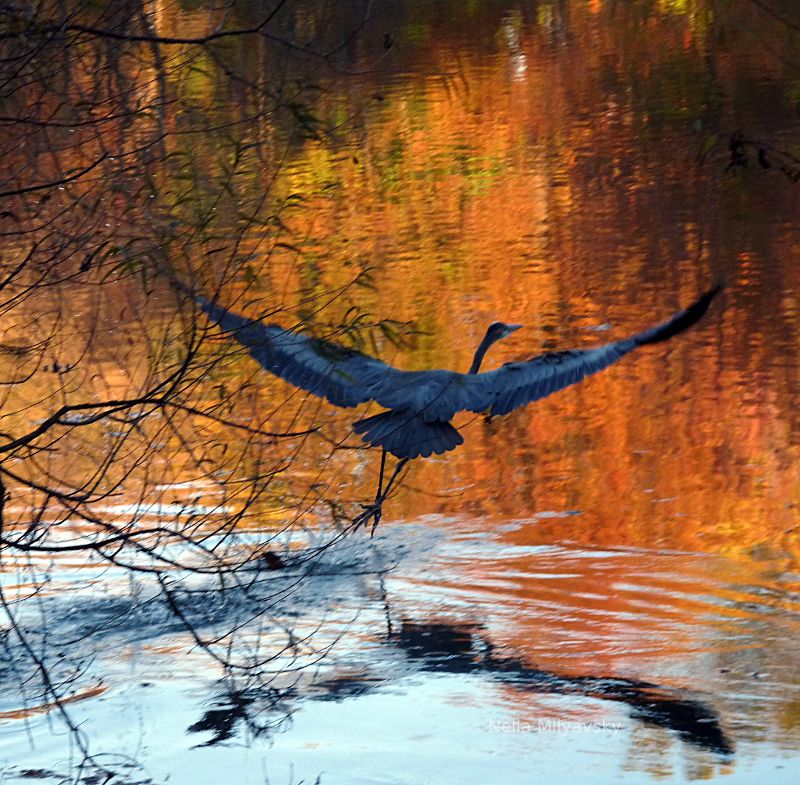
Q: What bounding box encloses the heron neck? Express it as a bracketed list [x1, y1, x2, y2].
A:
[468, 334, 496, 374]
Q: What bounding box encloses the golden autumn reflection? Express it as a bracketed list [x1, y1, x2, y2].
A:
[256, 0, 800, 561]
[4, 0, 800, 780]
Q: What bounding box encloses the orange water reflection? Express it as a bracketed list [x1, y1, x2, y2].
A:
[256, 0, 800, 566]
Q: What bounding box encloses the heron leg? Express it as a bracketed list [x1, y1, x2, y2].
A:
[375, 448, 387, 505]
[354, 449, 388, 532]
[368, 449, 388, 534]
[370, 457, 409, 536]
[353, 453, 409, 534]
[381, 457, 408, 499]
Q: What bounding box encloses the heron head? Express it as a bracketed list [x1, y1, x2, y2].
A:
[486, 321, 523, 344]
[469, 321, 523, 373]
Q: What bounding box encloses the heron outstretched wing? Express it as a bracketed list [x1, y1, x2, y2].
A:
[196, 285, 719, 425]
[451, 285, 721, 417]
[197, 296, 403, 408]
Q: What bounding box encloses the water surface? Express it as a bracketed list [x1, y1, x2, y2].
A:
[3, 1, 800, 782]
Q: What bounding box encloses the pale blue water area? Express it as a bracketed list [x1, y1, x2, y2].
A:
[4, 517, 800, 782]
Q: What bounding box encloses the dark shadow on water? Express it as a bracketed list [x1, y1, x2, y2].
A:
[391, 620, 734, 756]
[186, 618, 732, 758]
[187, 691, 255, 746]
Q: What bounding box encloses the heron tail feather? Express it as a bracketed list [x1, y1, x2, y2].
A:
[353, 411, 463, 459]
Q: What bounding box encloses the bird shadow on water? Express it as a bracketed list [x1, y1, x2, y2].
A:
[186, 615, 733, 759]
[387, 619, 733, 756]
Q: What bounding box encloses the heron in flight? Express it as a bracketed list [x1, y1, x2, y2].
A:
[192, 284, 720, 528]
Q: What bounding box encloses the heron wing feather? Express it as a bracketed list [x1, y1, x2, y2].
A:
[450, 285, 721, 417]
[477, 341, 636, 416]
[198, 297, 401, 408]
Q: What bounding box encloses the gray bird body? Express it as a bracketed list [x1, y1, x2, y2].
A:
[195, 286, 720, 460]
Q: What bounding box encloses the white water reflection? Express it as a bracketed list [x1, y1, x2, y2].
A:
[6, 514, 800, 782]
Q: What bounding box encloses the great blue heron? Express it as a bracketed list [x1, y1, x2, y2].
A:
[190, 284, 720, 527]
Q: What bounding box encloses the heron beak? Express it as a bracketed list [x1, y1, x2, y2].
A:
[504, 323, 523, 337]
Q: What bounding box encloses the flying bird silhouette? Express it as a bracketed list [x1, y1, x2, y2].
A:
[191, 284, 721, 527]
